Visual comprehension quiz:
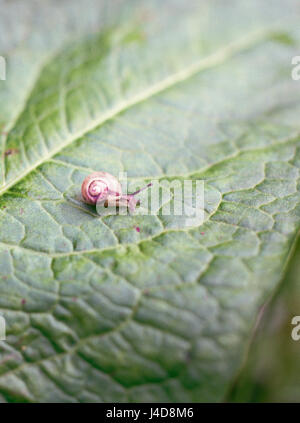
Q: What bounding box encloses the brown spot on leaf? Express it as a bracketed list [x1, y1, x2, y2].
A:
[4, 148, 19, 157]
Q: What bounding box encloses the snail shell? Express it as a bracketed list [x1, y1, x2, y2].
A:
[81, 172, 122, 205]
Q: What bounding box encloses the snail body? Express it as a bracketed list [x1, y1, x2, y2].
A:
[81, 172, 152, 213]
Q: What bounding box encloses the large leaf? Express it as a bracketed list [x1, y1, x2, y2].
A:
[0, 0, 300, 402]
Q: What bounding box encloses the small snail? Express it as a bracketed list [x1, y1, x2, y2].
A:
[81, 172, 152, 213]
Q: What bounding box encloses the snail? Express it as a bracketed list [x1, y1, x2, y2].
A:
[81, 172, 152, 213]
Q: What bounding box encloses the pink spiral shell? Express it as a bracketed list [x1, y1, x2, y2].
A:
[81, 172, 122, 205]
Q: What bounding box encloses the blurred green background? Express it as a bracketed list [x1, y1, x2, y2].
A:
[229, 233, 300, 402]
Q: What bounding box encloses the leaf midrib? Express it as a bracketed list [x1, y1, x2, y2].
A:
[0, 27, 269, 198]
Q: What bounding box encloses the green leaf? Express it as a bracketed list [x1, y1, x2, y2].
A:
[0, 0, 300, 402]
[228, 236, 300, 402]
